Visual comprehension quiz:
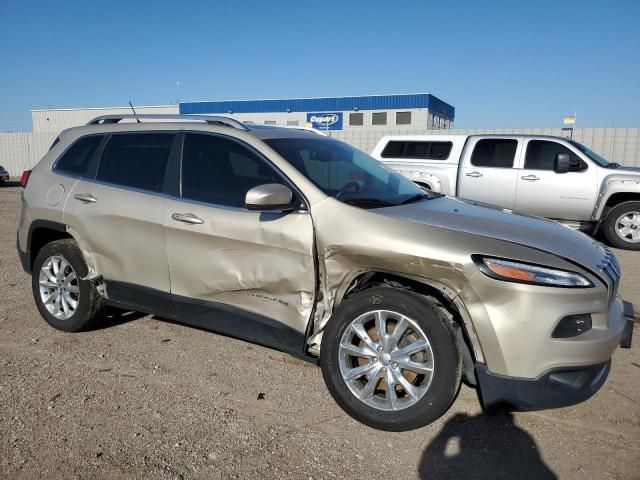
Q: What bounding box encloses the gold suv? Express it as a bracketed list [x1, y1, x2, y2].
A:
[17, 115, 634, 431]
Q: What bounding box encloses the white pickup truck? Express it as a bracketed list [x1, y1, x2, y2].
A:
[372, 134, 640, 250]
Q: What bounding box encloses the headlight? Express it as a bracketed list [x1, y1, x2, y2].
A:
[473, 256, 593, 288]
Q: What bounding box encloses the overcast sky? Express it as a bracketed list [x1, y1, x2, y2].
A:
[1, 0, 638, 131]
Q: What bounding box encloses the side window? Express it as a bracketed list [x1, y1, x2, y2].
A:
[54, 135, 104, 176]
[381, 141, 405, 158]
[470, 139, 517, 168]
[96, 133, 174, 192]
[181, 134, 281, 208]
[429, 142, 453, 160]
[380, 141, 452, 160]
[405, 142, 430, 158]
[524, 140, 582, 171]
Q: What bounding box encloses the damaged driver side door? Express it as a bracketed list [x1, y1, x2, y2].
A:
[163, 132, 316, 354]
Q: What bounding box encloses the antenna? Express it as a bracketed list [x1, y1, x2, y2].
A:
[128, 101, 141, 123]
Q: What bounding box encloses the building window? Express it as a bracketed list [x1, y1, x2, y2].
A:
[372, 112, 387, 126]
[396, 111, 411, 125]
[349, 112, 364, 126]
[264, 121, 276, 125]
[286, 120, 299, 126]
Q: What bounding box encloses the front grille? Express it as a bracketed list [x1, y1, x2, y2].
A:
[598, 247, 621, 301]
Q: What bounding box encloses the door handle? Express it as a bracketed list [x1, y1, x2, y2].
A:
[466, 171, 483, 178]
[171, 213, 204, 225]
[73, 193, 97, 203]
[521, 175, 540, 182]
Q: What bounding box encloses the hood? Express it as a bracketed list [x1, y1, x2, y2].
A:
[609, 165, 640, 174]
[377, 196, 607, 272]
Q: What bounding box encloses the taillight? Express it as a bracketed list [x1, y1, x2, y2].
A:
[21, 170, 31, 188]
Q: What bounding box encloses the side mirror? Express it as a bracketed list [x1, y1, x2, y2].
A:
[554, 153, 570, 173]
[245, 183, 296, 211]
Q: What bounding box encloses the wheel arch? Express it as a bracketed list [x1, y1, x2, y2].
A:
[338, 270, 482, 385]
[27, 220, 72, 273]
[603, 192, 640, 213]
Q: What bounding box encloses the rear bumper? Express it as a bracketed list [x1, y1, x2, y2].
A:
[0, 173, 8, 182]
[476, 300, 633, 411]
[17, 231, 31, 274]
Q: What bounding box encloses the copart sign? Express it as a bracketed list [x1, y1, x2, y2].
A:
[307, 112, 343, 130]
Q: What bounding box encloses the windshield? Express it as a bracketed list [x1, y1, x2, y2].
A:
[569, 140, 614, 167]
[265, 137, 437, 208]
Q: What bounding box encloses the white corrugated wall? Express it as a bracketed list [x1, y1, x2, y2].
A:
[1, 125, 638, 176]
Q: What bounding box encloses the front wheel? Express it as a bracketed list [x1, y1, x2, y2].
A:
[320, 287, 461, 431]
[602, 201, 640, 250]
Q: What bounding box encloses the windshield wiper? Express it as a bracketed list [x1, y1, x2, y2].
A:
[343, 197, 394, 208]
[400, 193, 437, 205]
[607, 162, 621, 168]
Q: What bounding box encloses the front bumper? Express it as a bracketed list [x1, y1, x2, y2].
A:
[476, 360, 610, 410]
[476, 300, 634, 410]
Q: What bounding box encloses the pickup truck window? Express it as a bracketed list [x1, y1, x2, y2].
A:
[470, 139, 517, 168]
[569, 140, 615, 168]
[266, 137, 432, 208]
[381, 141, 453, 160]
[525, 140, 582, 171]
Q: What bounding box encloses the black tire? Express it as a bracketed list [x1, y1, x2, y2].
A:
[31, 239, 105, 332]
[602, 201, 640, 250]
[320, 287, 462, 431]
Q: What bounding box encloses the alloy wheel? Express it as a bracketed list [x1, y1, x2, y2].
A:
[338, 310, 435, 411]
[615, 211, 640, 243]
[38, 255, 80, 320]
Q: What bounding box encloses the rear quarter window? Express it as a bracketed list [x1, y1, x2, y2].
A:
[53, 135, 104, 176]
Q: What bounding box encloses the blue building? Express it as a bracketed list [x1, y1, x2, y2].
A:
[179, 93, 454, 131]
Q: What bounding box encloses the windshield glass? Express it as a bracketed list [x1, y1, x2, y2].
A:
[569, 140, 613, 167]
[265, 137, 436, 208]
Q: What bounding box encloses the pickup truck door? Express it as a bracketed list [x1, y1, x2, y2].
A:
[515, 139, 598, 221]
[457, 138, 521, 209]
[162, 133, 316, 353]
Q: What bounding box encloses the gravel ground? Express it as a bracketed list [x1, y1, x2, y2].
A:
[1, 184, 638, 479]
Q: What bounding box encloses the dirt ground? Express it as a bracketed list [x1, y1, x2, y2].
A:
[1, 183, 638, 479]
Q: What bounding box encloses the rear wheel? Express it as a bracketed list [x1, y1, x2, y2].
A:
[32, 239, 105, 332]
[320, 287, 461, 431]
[603, 201, 640, 250]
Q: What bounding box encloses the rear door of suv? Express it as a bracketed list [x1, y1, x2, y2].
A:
[162, 132, 316, 352]
[64, 132, 178, 313]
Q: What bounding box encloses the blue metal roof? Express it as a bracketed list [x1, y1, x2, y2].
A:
[179, 93, 454, 119]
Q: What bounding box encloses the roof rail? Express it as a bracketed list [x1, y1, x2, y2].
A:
[86, 114, 250, 131]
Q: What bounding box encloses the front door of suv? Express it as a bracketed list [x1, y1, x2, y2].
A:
[162, 133, 316, 353]
[64, 132, 177, 312]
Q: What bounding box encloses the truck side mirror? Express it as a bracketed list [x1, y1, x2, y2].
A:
[554, 153, 570, 173]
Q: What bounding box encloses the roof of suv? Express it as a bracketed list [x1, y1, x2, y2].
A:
[72, 114, 328, 142]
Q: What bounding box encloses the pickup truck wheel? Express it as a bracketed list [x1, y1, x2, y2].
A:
[603, 201, 640, 250]
[31, 239, 105, 332]
[320, 287, 461, 431]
